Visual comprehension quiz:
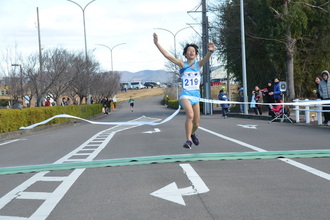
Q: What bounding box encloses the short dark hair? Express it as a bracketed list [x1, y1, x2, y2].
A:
[183, 44, 199, 55]
[275, 97, 281, 102]
[321, 70, 329, 76]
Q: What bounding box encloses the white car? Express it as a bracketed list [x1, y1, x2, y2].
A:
[121, 82, 132, 91]
[131, 81, 146, 89]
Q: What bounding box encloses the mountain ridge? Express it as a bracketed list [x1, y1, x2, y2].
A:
[119, 69, 174, 83]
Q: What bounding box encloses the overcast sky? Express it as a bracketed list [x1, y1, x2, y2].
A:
[0, 0, 211, 73]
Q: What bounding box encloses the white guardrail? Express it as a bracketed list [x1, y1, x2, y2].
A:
[294, 99, 330, 125]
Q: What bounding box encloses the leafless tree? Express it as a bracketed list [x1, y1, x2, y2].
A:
[44, 48, 75, 105]
[69, 52, 100, 105]
[24, 53, 44, 106]
[91, 71, 121, 102]
[0, 47, 25, 105]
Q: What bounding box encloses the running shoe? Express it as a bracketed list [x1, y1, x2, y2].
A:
[183, 140, 193, 149]
[191, 134, 199, 146]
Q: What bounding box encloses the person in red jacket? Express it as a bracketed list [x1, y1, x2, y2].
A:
[45, 97, 51, 107]
[269, 97, 283, 118]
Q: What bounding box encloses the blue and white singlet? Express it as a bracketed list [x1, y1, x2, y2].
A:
[179, 61, 201, 106]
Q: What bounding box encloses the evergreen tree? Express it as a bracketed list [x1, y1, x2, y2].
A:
[210, 0, 329, 99]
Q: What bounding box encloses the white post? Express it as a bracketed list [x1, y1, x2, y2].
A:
[294, 99, 300, 123]
[317, 99, 322, 125]
[305, 99, 310, 124]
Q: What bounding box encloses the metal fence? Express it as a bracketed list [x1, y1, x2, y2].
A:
[294, 99, 330, 125]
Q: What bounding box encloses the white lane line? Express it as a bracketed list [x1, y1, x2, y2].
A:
[199, 127, 266, 152]
[278, 158, 330, 181]
[0, 139, 22, 146]
[0, 116, 160, 220]
[199, 126, 330, 181]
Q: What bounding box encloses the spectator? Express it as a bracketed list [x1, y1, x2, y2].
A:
[73, 98, 78, 105]
[250, 90, 257, 114]
[314, 76, 322, 99]
[269, 97, 283, 118]
[262, 80, 275, 115]
[106, 98, 112, 113]
[100, 97, 107, 106]
[238, 87, 244, 113]
[218, 89, 230, 118]
[272, 77, 282, 99]
[164, 95, 170, 107]
[45, 97, 51, 107]
[318, 70, 330, 125]
[112, 95, 117, 109]
[102, 104, 108, 114]
[262, 80, 275, 103]
[61, 97, 66, 106]
[254, 86, 263, 115]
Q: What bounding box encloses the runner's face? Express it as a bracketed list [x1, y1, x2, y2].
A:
[185, 46, 196, 59]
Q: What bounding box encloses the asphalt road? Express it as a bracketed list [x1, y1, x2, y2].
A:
[0, 96, 329, 220]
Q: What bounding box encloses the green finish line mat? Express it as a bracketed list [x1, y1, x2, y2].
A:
[1, 150, 330, 175]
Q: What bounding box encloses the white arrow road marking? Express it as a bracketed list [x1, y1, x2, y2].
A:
[237, 124, 258, 129]
[150, 163, 209, 206]
[143, 128, 160, 134]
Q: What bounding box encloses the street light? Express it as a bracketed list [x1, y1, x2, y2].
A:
[11, 64, 22, 77]
[96, 43, 126, 72]
[67, 0, 95, 104]
[11, 63, 21, 68]
[154, 27, 190, 58]
[11, 64, 23, 102]
[67, 0, 95, 60]
[154, 27, 191, 99]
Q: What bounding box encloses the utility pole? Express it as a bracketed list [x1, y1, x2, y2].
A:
[37, 7, 43, 107]
[240, 0, 248, 114]
[202, 0, 212, 115]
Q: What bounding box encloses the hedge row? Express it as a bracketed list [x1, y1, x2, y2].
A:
[163, 95, 180, 109]
[0, 104, 102, 133]
[167, 100, 180, 109]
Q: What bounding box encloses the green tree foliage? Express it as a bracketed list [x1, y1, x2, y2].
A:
[210, 0, 329, 99]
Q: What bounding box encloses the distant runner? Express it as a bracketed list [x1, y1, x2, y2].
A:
[129, 96, 135, 112]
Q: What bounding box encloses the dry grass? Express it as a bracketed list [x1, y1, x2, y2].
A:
[116, 88, 165, 101]
[116, 85, 239, 102]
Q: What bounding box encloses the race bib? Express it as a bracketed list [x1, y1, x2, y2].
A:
[182, 71, 200, 90]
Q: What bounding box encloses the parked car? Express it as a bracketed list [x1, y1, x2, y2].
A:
[120, 82, 132, 91]
[131, 81, 146, 89]
[144, 82, 158, 88]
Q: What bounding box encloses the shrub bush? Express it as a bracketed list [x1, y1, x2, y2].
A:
[0, 104, 102, 133]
